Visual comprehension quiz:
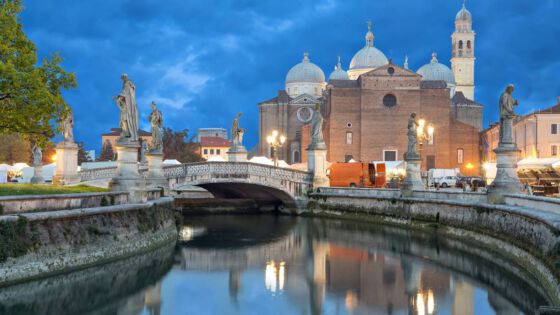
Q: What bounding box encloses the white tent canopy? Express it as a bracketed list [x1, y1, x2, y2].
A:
[518, 158, 560, 169]
[163, 159, 181, 165]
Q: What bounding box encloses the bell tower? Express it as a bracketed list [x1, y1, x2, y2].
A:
[451, 2, 475, 100]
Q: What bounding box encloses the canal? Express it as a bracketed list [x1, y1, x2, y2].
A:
[0, 215, 550, 315]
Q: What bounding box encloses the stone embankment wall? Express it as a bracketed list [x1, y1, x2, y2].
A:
[0, 197, 177, 287]
[0, 192, 129, 214]
[308, 187, 560, 304]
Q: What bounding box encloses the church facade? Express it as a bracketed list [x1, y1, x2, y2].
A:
[258, 4, 482, 175]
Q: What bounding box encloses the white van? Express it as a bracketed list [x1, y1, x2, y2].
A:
[428, 168, 460, 187]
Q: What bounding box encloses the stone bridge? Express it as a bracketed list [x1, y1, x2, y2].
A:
[79, 161, 313, 211]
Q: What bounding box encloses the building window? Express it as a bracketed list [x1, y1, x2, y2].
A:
[216, 149, 221, 154]
[293, 150, 301, 163]
[347, 122, 352, 128]
[467, 40, 471, 49]
[552, 145, 558, 156]
[210, 149, 214, 155]
[457, 148, 464, 164]
[383, 94, 397, 107]
[294, 87, 298, 95]
[203, 149, 208, 155]
[458, 40, 463, 49]
[383, 150, 397, 162]
[552, 124, 558, 135]
[428, 133, 434, 145]
[346, 132, 353, 144]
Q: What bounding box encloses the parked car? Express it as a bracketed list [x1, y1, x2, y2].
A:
[436, 176, 458, 188]
[455, 176, 486, 189]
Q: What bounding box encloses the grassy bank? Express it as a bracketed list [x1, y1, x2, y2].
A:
[0, 184, 108, 196]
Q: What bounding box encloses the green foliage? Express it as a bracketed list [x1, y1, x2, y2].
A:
[100, 196, 109, 207]
[0, 0, 77, 145]
[97, 139, 115, 161]
[77, 141, 91, 165]
[0, 133, 30, 164]
[0, 215, 33, 263]
[0, 184, 108, 196]
[163, 127, 204, 163]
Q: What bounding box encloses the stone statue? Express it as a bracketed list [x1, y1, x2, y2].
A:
[310, 103, 324, 145]
[406, 113, 419, 156]
[113, 74, 139, 142]
[498, 84, 518, 144]
[32, 145, 42, 166]
[231, 112, 245, 147]
[140, 139, 148, 163]
[61, 108, 74, 143]
[149, 101, 163, 153]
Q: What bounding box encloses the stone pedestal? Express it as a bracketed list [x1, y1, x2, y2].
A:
[146, 152, 168, 195]
[307, 142, 329, 188]
[401, 154, 424, 197]
[487, 145, 523, 204]
[53, 142, 80, 186]
[227, 145, 248, 162]
[109, 140, 146, 203]
[30, 165, 44, 184]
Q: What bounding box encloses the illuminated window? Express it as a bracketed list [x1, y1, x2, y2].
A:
[457, 148, 464, 164]
[346, 132, 353, 144]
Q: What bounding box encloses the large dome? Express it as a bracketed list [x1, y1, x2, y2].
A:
[285, 53, 325, 84]
[328, 57, 349, 81]
[417, 53, 455, 85]
[347, 21, 389, 79]
[456, 3, 472, 21]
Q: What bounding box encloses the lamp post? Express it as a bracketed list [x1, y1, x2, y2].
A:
[416, 118, 434, 169]
[266, 130, 286, 167]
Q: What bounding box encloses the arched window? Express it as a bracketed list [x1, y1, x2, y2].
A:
[458, 40, 463, 49]
[467, 40, 471, 49]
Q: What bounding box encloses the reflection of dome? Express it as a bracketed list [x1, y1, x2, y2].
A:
[286, 53, 325, 84]
[347, 21, 389, 79]
[456, 3, 472, 21]
[417, 53, 455, 85]
[328, 56, 349, 81]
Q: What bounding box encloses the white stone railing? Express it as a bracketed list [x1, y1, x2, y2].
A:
[79, 167, 117, 181]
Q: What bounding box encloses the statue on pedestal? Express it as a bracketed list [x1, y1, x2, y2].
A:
[32, 145, 42, 166]
[310, 103, 325, 146]
[405, 113, 419, 159]
[61, 108, 74, 143]
[149, 101, 163, 153]
[498, 84, 518, 144]
[113, 74, 139, 142]
[231, 112, 245, 148]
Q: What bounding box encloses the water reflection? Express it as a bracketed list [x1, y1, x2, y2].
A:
[0, 215, 552, 315]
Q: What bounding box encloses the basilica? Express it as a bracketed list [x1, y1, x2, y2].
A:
[258, 4, 483, 175]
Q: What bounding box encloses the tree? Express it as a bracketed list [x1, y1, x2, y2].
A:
[0, 0, 77, 146]
[0, 133, 30, 164]
[163, 128, 204, 163]
[40, 141, 55, 164]
[77, 142, 90, 165]
[97, 140, 115, 161]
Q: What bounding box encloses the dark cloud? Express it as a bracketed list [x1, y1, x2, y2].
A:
[20, 0, 560, 152]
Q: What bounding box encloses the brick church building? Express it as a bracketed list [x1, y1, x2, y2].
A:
[258, 4, 482, 175]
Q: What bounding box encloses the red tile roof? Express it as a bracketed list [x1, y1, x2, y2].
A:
[199, 136, 231, 147]
[533, 103, 560, 115]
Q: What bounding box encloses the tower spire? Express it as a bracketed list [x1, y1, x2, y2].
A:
[404, 54, 409, 69]
[365, 20, 374, 47]
[337, 56, 342, 69]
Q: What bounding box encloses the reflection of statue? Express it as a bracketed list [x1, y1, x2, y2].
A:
[61, 108, 74, 143]
[310, 103, 324, 145]
[231, 112, 245, 147]
[32, 145, 42, 166]
[406, 113, 419, 155]
[113, 74, 139, 141]
[149, 101, 163, 153]
[498, 84, 518, 144]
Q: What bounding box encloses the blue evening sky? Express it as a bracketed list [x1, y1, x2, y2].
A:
[20, 0, 560, 152]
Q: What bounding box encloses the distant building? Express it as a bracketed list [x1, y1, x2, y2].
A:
[101, 128, 152, 150]
[481, 97, 560, 162]
[197, 128, 228, 142]
[197, 136, 231, 161]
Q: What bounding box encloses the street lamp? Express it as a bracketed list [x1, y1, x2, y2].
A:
[416, 118, 435, 168]
[266, 130, 286, 167]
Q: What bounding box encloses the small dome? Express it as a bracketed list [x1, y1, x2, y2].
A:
[456, 3, 472, 21]
[328, 57, 349, 80]
[286, 53, 325, 84]
[349, 21, 388, 70]
[417, 53, 455, 85]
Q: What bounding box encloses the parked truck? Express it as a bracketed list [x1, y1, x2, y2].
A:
[328, 162, 386, 188]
